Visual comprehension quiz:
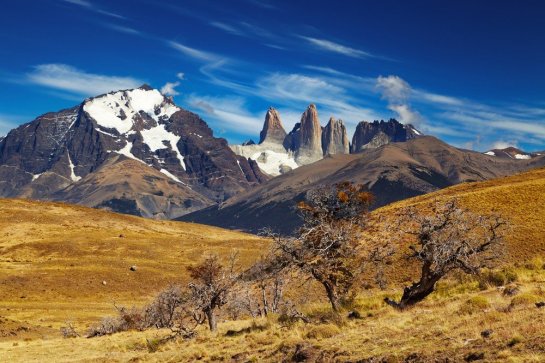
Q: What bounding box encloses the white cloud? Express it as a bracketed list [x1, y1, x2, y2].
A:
[105, 24, 140, 35]
[27, 64, 143, 97]
[376, 75, 411, 103]
[376, 75, 423, 126]
[388, 104, 423, 126]
[63, 0, 124, 19]
[414, 90, 464, 106]
[168, 41, 220, 62]
[186, 95, 262, 135]
[0, 114, 29, 137]
[491, 140, 517, 150]
[210, 21, 244, 36]
[0, 120, 16, 136]
[299, 36, 373, 59]
[161, 81, 180, 96]
[176, 72, 185, 80]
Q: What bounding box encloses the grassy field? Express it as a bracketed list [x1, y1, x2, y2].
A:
[1, 167, 545, 362]
[0, 199, 264, 338]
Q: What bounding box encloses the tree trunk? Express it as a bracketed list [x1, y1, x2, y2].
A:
[205, 308, 217, 331]
[323, 281, 340, 312]
[385, 272, 441, 310]
[261, 286, 269, 316]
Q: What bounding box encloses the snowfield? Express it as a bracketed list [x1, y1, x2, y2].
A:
[230, 142, 299, 176]
[82, 88, 186, 181]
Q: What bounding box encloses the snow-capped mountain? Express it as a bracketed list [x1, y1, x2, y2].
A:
[0, 85, 267, 218]
[483, 146, 541, 160]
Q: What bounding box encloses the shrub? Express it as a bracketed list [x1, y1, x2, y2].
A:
[87, 316, 123, 337]
[305, 324, 341, 339]
[458, 296, 490, 315]
[507, 334, 524, 347]
[478, 269, 517, 289]
[509, 293, 539, 309]
[60, 322, 79, 338]
[524, 257, 544, 270]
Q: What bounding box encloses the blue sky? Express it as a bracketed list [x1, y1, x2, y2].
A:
[1, 0, 545, 151]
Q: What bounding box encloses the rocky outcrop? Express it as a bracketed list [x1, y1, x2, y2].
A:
[322, 117, 349, 155]
[259, 107, 287, 145]
[0, 85, 267, 218]
[351, 119, 421, 153]
[294, 104, 323, 164]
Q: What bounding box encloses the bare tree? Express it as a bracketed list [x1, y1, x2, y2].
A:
[264, 182, 379, 312]
[242, 257, 290, 317]
[144, 285, 186, 328]
[187, 253, 239, 331]
[384, 199, 507, 309]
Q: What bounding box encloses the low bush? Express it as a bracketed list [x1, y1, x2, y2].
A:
[478, 269, 518, 289]
[305, 324, 341, 339]
[509, 293, 539, 309]
[458, 296, 490, 315]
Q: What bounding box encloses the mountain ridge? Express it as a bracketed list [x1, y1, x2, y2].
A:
[182, 136, 545, 234]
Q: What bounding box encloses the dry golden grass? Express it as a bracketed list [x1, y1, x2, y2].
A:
[2, 267, 545, 362]
[0, 199, 264, 336]
[377, 166, 545, 262]
[1, 167, 545, 362]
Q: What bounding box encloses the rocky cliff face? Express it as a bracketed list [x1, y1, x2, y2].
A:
[259, 107, 287, 145]
[294, 104, 323, 164]
[322, 117, 349, 155]
[231, 106, 422, 176]
[0, 85, 267, 218]
[351, 119, 421, 153]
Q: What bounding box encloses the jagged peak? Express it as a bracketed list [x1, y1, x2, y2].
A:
[138, 84, 154, 91]
[259, 107, 286, 144]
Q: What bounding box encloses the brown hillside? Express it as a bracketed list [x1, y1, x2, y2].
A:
[376, 166, 545, 262]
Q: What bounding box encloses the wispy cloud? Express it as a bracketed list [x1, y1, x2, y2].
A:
[168, 41, 220, 62]
[299, 36, 373, 59]
[209, 21, 245, 36]
[161, 81, 180, 96]
[490, 140, 518, 149]
[255, 72, 380, 135]
[376, 75, 423, 126]
[186, 95, 262, 135]
[26, 64, 143, 97]
[242, 0, 276, 9]
[104, 24, 140, 35]
[0, 114, 31, 136]
[62, 0, 124, 19]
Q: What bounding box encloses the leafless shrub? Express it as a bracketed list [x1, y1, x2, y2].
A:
[60, 321, 79, 338]
[87, 316, 123, 337]
[144, 285, 187, 328]
[186, 252, 240, 331]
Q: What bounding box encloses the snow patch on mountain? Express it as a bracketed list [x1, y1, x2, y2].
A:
[231, 142, 299, 176]
[160, 169, 183, 183]
[115, 141, 145, 164]
[515, 154, 531, 160]
[141, 125, 186, 170]
[83, 88, 180, 134]
[67, 153, 81, 182]
[484, 151, 495, 156]
[251, 150, 299, 176]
